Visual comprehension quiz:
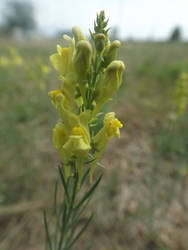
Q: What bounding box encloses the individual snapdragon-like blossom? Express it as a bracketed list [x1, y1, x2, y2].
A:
[90, 112, 123, 182]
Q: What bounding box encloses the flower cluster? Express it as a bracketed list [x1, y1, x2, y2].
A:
[49, 11, 125, 187]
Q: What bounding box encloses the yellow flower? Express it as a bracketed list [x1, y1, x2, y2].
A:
[94, 112, 123, 151]
[90, 112, 123, 182]
[63, 125, 91, 161]
[48, 89, 79, 131]
[62, 128, 90, 187]
[71, 126, 90, 145]
[50, 45, 71, 76]
[103, 112, 123, 138]
[48, 89, 68, 108]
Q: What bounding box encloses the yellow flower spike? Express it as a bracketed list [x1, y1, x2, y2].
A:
[72, 26, 87, 44]
[73, 40, 92, 80]
[92, 60, 125, 117]
[50, 45, 70, 76]
[103, 40, 121, 66]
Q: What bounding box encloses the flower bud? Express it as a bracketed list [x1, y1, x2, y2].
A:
[103, 40, 121, 66]
[72, 26, 86, 44]
[94, 33, 106, 52]
[95, 60, 125, 105]
[73, 40, 92, 80]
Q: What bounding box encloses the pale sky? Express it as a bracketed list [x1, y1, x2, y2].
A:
[0, 0, 188, 40]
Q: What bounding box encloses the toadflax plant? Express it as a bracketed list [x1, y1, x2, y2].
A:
[44, 10, 125, 250]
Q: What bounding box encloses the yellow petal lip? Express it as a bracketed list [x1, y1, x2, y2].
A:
[48, 89, 62, 100]
[104, 112, 123, 138]
[57, 45, 69, 56]
[71, 126, 89, 144]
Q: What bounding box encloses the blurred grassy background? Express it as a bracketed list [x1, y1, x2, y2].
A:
[0, 39, 188, 250]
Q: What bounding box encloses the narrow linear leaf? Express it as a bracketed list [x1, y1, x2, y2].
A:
[69, 173, 78, 214]
[43, 210, 52, 250]
[66, 213, 94, 250]
[65, 199, 90, 249]
[55, 196, 67, 248]
[96, 162, 105, 169]
[58, 165, 70, 201]
[54, 180, 58, 215]
[81, 167, 90, 186]
[75, 174, 103, 210]
[58, 205, 67, 250]
[72, 199, 90, 226]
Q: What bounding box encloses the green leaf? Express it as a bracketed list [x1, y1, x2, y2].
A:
[66, 213, 94, 250]
[43, 210, 52, 250]
[58, 204, 67, 250]
[81, 167, 90, 186]
[75, 174, 103, 210]
[54, 180, 58, 215]
[58, 165, 70, 202]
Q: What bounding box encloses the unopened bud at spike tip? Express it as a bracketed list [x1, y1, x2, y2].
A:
[95, 33, 106, 52]
[73, 40, 92, 80]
